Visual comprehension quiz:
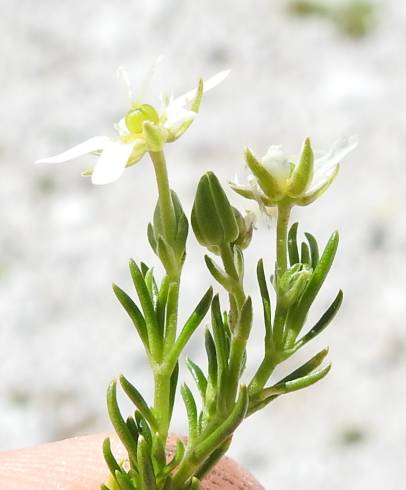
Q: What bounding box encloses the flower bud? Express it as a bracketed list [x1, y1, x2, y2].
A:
[192, 172, 239, 251]
[278, 263, 312, 308]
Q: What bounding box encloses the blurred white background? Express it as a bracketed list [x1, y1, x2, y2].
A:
[0, 0, 405, 488]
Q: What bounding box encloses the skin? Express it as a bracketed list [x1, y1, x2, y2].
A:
[0, 433, 264, 490]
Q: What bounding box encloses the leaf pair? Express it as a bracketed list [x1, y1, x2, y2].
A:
[113, 259, 212, 368]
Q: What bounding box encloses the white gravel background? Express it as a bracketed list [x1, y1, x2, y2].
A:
[0, 0, 405, 488]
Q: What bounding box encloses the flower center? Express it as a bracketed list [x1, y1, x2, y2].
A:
[125, 104, 160, 134]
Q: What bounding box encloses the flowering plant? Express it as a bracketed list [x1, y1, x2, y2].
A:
[37, 66, 356, 489]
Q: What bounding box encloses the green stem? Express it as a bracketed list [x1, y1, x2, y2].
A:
[153, 369, 172, 440]
[276, 203, 291, 277]
[148, 151, 181, 444]
[149, 150, 176, 245]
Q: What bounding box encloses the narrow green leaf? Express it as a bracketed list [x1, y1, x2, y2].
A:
[211, 295, 229, 380]
[305, 232, 319, 269]
[257, 259, 272, 335]
[205, 329, 218, 387]
[261, 363, 331, 398]
[194, 438, 231, 480]
[193, 386, 248, 460]
[102, 437, 121, 479]
[300, 241, 311, 266]
[134, 412, 153, 448]
[286, 231, 339, 344]
[233, 246, 244, 279]
[168, 287, 213, 367]
[126, 416, 140, 449]
[162, 475, 174, 490]
[248, 349, 330, 415]
[140, 262, 149, 277]
[119, 375, 158, 432]
[137, 436, 156, 490]
[165, 439, 185, 474]
[129, 259, 161, 360]
[181, 383, 198, 443]
[288, 222, 300, 265]
[164, 282, 179, 352]
[295, 290, 343, 350]
[156, 276, 169, 334]
[189, 477, 201, 490]
[112, 284, 149, 350]
[115, 471, 134, 490]
[107, 380, 138, 466]
[168, 362, 179, 423]
[186, 358, 208, 402]
[204, 255, 237, 291]
[145, 268, 158, 309]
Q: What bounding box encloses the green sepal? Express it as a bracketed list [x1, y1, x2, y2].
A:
[157, 236, 179, 278]
[119, 375, 159, 432]
[288, 222, 300, 265]
[191, 172, 239, 249]
[287, 137, 314, 197]
[181, 383, 199, 443]
[144, 121, 163, 152]
[295, 290, 343, 350]
[244, 147, 282, 201]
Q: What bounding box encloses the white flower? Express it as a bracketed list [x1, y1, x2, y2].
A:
[231, 136, 358, 207]
[36, 68, 230, 185]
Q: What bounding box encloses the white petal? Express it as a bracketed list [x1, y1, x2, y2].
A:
[164, 107, 196, 129]
[171, 69, 230, 108]
[91, 141, 134, 185]
[306, 166, 338, 195]
[262, 145, 291, 184]
[36, 136, 110, 164]
[314, 136, 358, 173]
